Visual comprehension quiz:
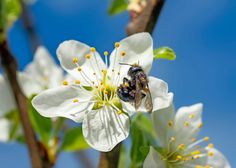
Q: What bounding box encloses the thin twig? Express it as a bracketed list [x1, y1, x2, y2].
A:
[98, 0, 165, 167]
[126, 0, 165, 35]
[19, 0, 41, 52]
[0, 40, 43, 168]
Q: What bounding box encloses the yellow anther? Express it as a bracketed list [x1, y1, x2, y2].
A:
[77, 67, 82, 71]
[198, 122, 203, 128]
[63, 80, 68, 85]
[112, 69, 115, 72]
[170, 136, 176, 142]
[208, 151, 214, 157]
[178, 144, 185, 150]
[93, 72, 96, 75]
[204, 137, 209, 142]
[102, 69, 107, 73]
[115, 42, 120, 48]
[75, 80, 81, 85]
[176, 155, 182, 160]
[104, 90, 108, 94]
[191, 150, 201, 156]
[86, 54, 91, 59]
[73, 57, 78, 63]
[95, 85, 99, 89]
[168, 120, 173, 127]
[90, 47, 96, 52]
[100, 82, 103, 85]
[196, 165, 203, 168]
[117, 110, 123, 115]
[184, 121, 189, 127]
[104, 51, 108, 56]
[73, 99, 79, 103]
[189, 113, 194, 119]
[192, 138, 197, 142]
[208, 143, 214, 148]
[92, 81, 95, 84]
[121, 51, 126, 57]
[194, 155, 200, 159]
[205, 165, 210, 168]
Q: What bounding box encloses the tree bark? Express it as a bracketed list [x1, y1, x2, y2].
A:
[0, 40, 51, 168]
[19, 0, 41, 53]
[98, 143, 121, 168]
[126, 0, 165, 35]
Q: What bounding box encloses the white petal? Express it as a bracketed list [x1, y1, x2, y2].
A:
[152, 104, 175, 148]
[56, 40, 106, 86]
[32, 85, 93, 122]
[18, 72, 43, 97]
[0, 75, 17, 116]
[143, 147, 166, 168]
[181, 152, 207, 168]
[0, 118, 10, 142]
[25, 46, 64, 89]
[82, 106, 130, 152]
[121, 77, 173, 114]
[174, 103, 203, 146]
[149, 77, 173, 112]
[108, 32, 153, 84]
[206, 147, 231, 168]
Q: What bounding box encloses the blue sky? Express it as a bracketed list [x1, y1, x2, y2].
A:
[0, 0, 235, 167]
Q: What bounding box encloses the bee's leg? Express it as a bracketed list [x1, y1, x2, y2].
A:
[123, 77, 129, 84]
[130, 78, 136, 87]
[129, 90, 136, 100]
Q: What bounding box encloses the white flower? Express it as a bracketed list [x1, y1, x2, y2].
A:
[0, 46, 63, 141]
[144, 103, 231, 168]
[25, 46, 64, 89]
[32, 33, 173, 152]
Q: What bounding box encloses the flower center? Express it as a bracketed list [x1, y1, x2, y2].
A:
[160, 136, 214, 167]
[93, 78, 120, 109]
[65, 43, 128, 115]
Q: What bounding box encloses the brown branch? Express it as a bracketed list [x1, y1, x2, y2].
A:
[0, 40, 50, 168]
[98, 143, 121, 168]
[126, 0, 165, 35]
[19, 0, 41, 52]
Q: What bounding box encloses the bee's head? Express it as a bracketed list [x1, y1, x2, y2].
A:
[119, 62, 141, 76]
[128, 64, 142, 76]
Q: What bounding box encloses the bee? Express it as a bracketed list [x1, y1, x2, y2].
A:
[117, 63, 153, 113]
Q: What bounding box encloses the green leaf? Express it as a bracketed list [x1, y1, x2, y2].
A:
[130, 113, 156, 168]
[153, 47, 176, 61]
[28, 96, 52, 144]
[5, 0, 21, 27]
[4, 109, 21, 140]
[61, 127, 90, 152]
[108, 0, 128, 15]
[0, 0, 21, 42]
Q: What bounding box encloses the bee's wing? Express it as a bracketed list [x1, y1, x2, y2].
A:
[134, 78, 143, 111]
[144, 87, 153, 113]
